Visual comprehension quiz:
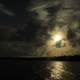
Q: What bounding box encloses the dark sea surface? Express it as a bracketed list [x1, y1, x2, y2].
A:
[16, 61, 80, 80]
[1, 60, 79, 80]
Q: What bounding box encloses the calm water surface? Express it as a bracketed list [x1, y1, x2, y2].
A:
[45, 61, 79, 80]
[15, 61, 80, 80]
[23, 61, 80, 80]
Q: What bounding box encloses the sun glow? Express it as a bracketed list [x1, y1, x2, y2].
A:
[54, 34, 62, 42]
[51, 33, 63, 43]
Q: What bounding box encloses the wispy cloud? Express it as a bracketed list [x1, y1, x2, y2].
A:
[0, 3, 15, 16]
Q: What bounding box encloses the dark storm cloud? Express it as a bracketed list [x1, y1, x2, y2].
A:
[30, 0, 62, 11]
[29, 0, 62, 27]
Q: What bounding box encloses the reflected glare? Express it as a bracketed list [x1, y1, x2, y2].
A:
[46, 62, 76, 80]
[50, 62, 65, 80]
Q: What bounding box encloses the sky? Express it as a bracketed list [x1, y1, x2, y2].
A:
[0, 0, 80, 25]
[0, 0, 80, 56]
[0, 0, 16, 25]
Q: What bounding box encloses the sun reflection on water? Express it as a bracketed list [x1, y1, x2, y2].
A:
[46, 61, 75, 80]
[50, 62, 65, 80]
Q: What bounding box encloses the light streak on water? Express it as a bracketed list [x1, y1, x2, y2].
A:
[46, 61, 75, 80]
[50, 62, 65, 79]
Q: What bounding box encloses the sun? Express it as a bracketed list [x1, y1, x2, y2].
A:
[54, 34, 63, 42]
[51, 33, 63, 43]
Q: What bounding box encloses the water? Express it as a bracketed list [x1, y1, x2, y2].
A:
[46, 61, 77, 80]
[20, 61, 80, 80]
